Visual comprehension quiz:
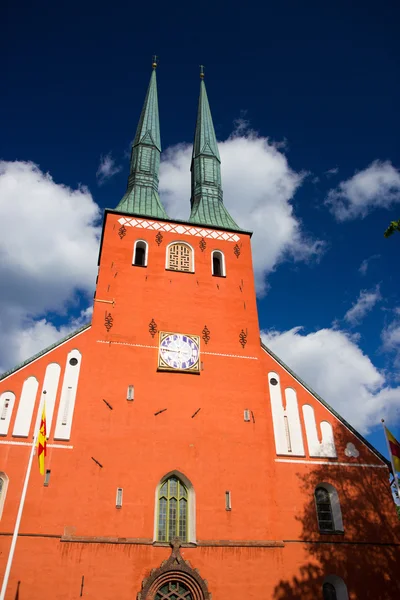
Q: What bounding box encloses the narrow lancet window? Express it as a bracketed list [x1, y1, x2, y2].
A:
[315, 486, 334, 532]
[157, 476, 188, 542]
[211, 251, 225, 277]
[133, 241, 148, 267]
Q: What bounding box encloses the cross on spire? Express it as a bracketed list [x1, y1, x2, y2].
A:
[152, 55, 158, 69]
[199, 64, 205, 79]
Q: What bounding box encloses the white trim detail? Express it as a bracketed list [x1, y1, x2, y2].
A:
[323, 575, 349, 600]
[0, 472, 9, 519]
[118, 217, 241, 243]
[132, 239, 149, 267]
[153, 470, 196, 544]
[269, 373, 305, 456]
[0, 440, 72, 448]
[211, 250, 226, 276]
[275, 458, 387, 468]
[0, 392, 16, 436]
[32, 363, 61, 439]
[12, 377, 39, 438]
[95, 340, 258, 360]
[303, 404, 336, 458]
[262, 345, 387, 465]
[54, 349, 82, 441]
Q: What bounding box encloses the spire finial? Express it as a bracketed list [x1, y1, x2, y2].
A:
[199, 64, 205, 79]
[152, 55, 158, 69]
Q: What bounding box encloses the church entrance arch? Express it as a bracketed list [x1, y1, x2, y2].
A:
[137, 539, 210, 600]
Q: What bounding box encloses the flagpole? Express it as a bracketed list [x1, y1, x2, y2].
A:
[0, 394, 45, 600]
[381, 419, 400, 499]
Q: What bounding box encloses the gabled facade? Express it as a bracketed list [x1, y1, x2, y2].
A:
[0, 65, 399, 600]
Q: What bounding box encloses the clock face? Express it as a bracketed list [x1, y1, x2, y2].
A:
[158, 332, 200, 372]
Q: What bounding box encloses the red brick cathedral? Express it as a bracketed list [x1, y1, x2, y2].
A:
[0, 63, 399, 600]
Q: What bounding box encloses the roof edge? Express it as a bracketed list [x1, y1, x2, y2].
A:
[0, 323, 91, 382]
[260, 340, 391, 469]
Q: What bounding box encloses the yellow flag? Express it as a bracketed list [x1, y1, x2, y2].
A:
[37, 404, 46, 475]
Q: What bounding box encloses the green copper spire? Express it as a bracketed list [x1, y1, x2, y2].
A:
[189, 68, 240, 230]
[116, 58, 168, 219]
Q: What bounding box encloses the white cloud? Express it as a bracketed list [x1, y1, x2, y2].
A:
[262, 326, 400, 434]
[358, 254, 380, 276]
[0, 161, 100, 372]
[96, 153, 122, 185]
[326, 160, 400, 221]
[325, 167, 339, 176]
[160, 130, 324, 294]
[344, 285, 381, 325]
[381, 311, 400, 372]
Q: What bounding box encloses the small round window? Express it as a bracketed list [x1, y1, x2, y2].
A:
[69, 358, 78, 366]
[270, 377, 278, 386]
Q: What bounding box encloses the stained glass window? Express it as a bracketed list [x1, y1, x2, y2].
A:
[157, 476, 188, 542]
[315, 487, 334, 532]
[168, 244, 193, 272]
[155, 581, 193, 600]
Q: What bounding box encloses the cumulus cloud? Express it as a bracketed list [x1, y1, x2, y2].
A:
[344, 285, 382, 326]
[326, 160, 400, 221]
[96, 153, 122, 185]
[381, 310, 400, 372]
[358, 254, 380, 276]
[160, 130, 324, 294]
[0, 161, 100, 372]
[262, 326, 400, 434]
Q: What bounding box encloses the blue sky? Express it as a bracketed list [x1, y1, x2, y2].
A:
[2, 0, 400, 465]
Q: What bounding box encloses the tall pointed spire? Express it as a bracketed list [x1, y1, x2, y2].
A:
[189, 67, 240, 230]
[116, 58, 168, 219]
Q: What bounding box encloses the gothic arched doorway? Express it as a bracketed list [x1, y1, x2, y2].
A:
[137, 539, 210, 600]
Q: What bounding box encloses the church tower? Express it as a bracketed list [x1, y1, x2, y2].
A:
[0, 63, 399, 600]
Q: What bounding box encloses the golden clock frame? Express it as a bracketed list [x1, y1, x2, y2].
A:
[157, 331, 201, 373]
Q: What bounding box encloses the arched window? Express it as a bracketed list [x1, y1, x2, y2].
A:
[315, 484, 344, 533]
[155, 581, 193, 600]
[133, 240, 148, 267]
[322, 576, 349, 600]
[157, 476, 188, 542]
[211, 250, 225, 277]
[167, 242, 193, 272]
[323, 582, 337, 600]
[0, 473, 9, 519]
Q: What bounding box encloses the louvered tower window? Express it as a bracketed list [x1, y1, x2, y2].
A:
[315, 487, 334, 532]
[323, 582, 337, 600]
[167, 243, 193, 272]
[157, 476, 188, 542]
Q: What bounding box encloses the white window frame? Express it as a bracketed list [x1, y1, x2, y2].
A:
[132, 240, 149, 267]
[323, 575, 349, 600]
[153, 470, 196, 543]
[211, 250, 226, 277]
[165, 241, 195, 273]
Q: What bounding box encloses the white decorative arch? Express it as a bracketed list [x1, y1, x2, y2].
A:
[0, 472, 9, 519]
[54, 349, 82, 441]
[323, 574, 349, 600]
[303, 404, 336, 457]
[316, 482, 344, 532]
[211, 250, 226, 277]
[13, 376, 39, 437]
[0, 391, 16, 436]
[268, 372, 305, 456]
[132, 239, 149, 267]
[153, 470, 196, 543]
[32, 363, 61, 439]
[165, 241, 195, 273]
